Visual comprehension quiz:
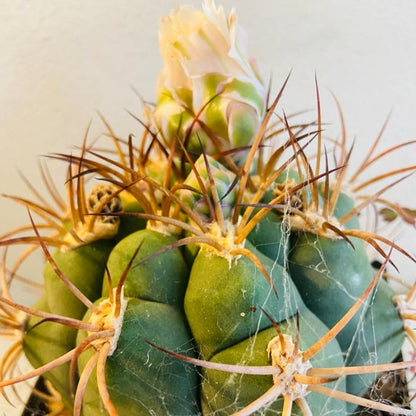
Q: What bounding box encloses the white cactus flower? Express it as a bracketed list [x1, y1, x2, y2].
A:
[153, 0, 267, 161]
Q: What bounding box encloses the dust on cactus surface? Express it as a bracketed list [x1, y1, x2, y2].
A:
[1, 1, 416, 415]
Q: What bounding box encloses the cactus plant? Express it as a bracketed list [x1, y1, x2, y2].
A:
[1, 1, 416, 415]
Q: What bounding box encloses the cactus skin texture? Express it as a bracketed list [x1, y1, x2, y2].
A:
[76, 298, 199, 416]
[101, 229, 189, 308]
[44, 241, 114, 320]
[1, 1, 416, 416]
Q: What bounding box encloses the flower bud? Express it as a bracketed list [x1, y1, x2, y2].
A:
[153, 0, 267, 161]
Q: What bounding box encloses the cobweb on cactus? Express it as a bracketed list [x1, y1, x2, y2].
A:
[150, 251, 413, 414]
[0, 72, 415, 415]
[129, 81, 414, 414]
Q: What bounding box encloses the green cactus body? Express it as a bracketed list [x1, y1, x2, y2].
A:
[77, 298, 199, 415]
[101, 229, 189, 309]
[186, 241, 309, 359]
[116, 194, 147, 242]
[201, 313, 346, 415]
[22, 296, 75, 410]
[245, 169, 303, 265]
[181, 232, 201, 268]
[247, 210, 288, 266]
[329, 192, 359, 230]
[288, 232, 404, 399]
[44, 240, 114, 320]
[317, 184, 360, 230]
[289, 233, 374, 351]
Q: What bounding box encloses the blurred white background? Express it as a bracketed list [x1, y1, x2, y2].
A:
[1, 1, 416, 413]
